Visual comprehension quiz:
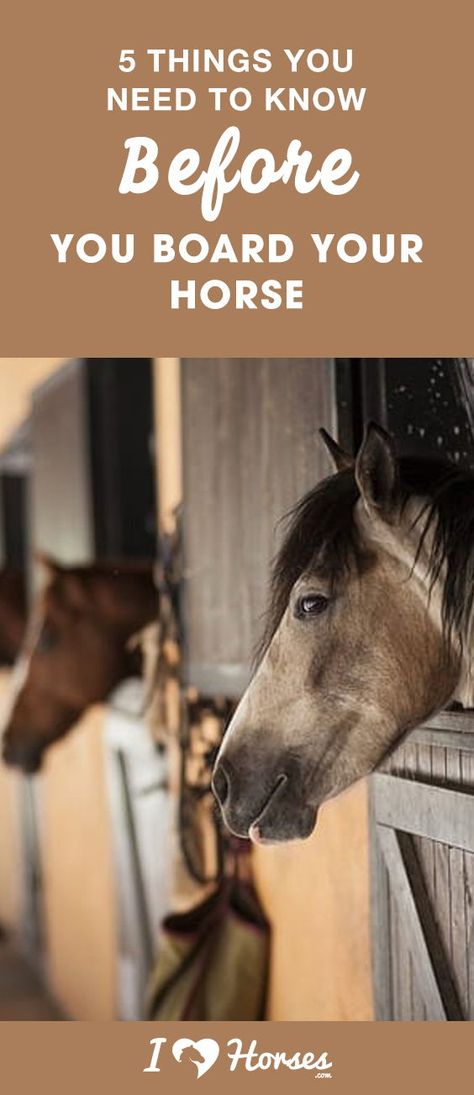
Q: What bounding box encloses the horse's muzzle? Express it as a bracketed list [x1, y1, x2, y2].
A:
[212, 754, 318, 843]
[2, 733, 43, 774]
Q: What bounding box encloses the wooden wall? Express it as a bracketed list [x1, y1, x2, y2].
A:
[39, 707, 117, 1020]
[181, 358, 337, 696]
[255, 782, 372, 1020]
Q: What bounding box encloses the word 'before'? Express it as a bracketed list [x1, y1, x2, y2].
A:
[118, 126, 360, 220]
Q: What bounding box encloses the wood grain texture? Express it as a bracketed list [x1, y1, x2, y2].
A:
[371, 711, 474, 1020]
[181, 358, 336, 695]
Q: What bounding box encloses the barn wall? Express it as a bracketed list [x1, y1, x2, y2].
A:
[254, 782, 372, 1020]
[181, 358, 338, 696]
[39, 707, 117, 1020]
[154, 357, 373, 1022]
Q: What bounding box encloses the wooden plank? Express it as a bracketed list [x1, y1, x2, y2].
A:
[400, 830, 462, 1021]
[413, 741, 434, 1023]
[398, 913, 413, 1018]
[378, 827, 446, 1019]
[382, 734, 416, 778]
[430, 740, 452, 1013]
[181, 358, 337, 692]
[449, 845, 469, 1008]
[445, 745, 469, 1008]
[409, 728, 474, 753]
[390, 889, 401, 1020]
[368, 784, 393, 1019]
[460, 751, 474, 1018]
[372, 774, 474, 852]
[378, 827, 462, 1019]
[379, 739, 413, 1017]
[420, 711, 474, 734]
[393, 709, 474, 760]
[402, 740, 419, 779]
[415, 738, 434, 791]
[464, 849, 474, 1019]
[414, 743, 435, 922]
[410, 951, 426, 1020]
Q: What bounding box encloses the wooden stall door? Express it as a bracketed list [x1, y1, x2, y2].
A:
[181, 358, 340, 696]
[370, 712, 474, 1020]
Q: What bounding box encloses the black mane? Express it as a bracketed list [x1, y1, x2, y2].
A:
[259, 455, 474, 658]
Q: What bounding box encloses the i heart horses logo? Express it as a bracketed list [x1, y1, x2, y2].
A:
[172, 1038, 220, 1079]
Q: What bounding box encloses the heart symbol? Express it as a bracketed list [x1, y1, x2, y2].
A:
[172, 1038, 220, 1079]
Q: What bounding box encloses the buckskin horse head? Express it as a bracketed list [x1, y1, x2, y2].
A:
[2, 558, 157, 773]
[213, 423, 472, 844]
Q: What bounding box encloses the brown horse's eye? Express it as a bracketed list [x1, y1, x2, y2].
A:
[295, 593, 329, 619]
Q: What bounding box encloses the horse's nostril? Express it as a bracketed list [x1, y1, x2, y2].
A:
[2, 738, 12, 764]
[212, 763, 230, 807]
[2, 736, 42, 775]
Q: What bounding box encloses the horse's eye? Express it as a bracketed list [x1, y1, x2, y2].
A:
[37, 623, 58, 653]
[295, 593, 329, 619]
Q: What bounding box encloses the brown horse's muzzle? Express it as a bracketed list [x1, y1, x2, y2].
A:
[2, 732, 44, 774]
[212, 752, 318, 844]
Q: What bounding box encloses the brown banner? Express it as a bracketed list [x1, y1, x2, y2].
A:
[0, 1020, 472, 1093]
[1, 0, 473, 356]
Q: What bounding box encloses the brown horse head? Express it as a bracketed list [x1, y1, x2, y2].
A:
[2, 558, 157, 773]
[213, 424, 470, 844]
[0, 567, 27, 665]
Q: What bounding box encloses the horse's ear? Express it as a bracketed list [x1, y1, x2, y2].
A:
[60, 571, 93, 611]
[319, 428, 353, 472]
[35, 551, 62, 577]
[355, 423, 399, 522]
[35, 554, 91, 608]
